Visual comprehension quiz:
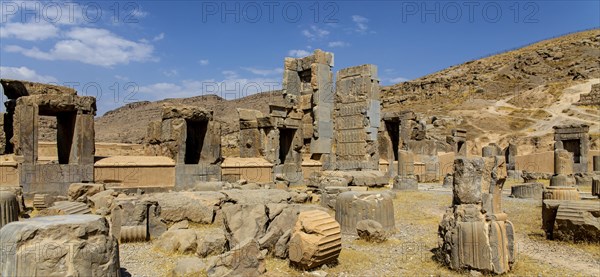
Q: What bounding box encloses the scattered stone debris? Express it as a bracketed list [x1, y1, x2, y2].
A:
[206, 238, 266, 277]
[356, 219, 389, 242]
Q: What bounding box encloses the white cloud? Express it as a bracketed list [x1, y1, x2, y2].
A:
[0, 21, 60, 41]
[152, 33, 165, 41]
[131, 9, 148, 18]
[6, 27, 156, 67]
[302, 25, 330, 39]
[199, 59, 210, 65]
[328, 41, 349, 48]
[352, 15, 369, 33]
[0, 66, 58, 83]
[389, 76, 409, 83]
[137, 71, 282, 101]
[115, 75, 129, 81]
[222, 70, 239, 79]
[242, 67, 283, 76]
[162, 69, 178, 77]
[288, 49, 310, 58]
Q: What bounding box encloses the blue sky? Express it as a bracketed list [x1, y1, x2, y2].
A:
[1, 0, 599, 115]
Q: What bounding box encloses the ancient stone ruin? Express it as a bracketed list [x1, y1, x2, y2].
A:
[438, 157, 515, 274]
[146, 104, 222, 188]
[1, 79, 96, 196]
[541, 140, 600, 242]
[553, 124, 590, 173]
[575, 83, 600, 106]
[1, 45, 599, 276]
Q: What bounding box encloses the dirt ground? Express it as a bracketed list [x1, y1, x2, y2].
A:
[119, 185, 600, 277]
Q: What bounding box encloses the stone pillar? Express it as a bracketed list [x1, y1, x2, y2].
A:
[593, 155, 600, 172]
[438, 157, 515, 274]
[333, 64, 380, 171]
[393, 150, 418, 190]
[554, 149, 573, 175]
[398, 150, 414, 176]
[17, 103, 38, 164]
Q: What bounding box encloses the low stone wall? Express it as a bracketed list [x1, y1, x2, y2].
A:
[302, 159, 323, 181]
[221, 157, 273, 183]
[38, 142, 146, 157]
[515, 150, 600, 173]
[94, 156, 175, 188]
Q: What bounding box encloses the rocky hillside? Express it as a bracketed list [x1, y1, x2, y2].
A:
[94, 29, 600, 156]
[381, 29, 600, 154]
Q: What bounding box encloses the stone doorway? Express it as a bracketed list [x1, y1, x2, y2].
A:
[184, 119, 208, 164]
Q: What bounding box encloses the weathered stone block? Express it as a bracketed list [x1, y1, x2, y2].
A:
[0, 215, 120, 276]
[392, 175, 418, 191]
[554, 149, 573, 175]
[453, 158, 484, 205]
[356, 219, 389, 242]
[510, 183, 544, 199]
[289, 210, 341, 270]
[206, 238, 265, 277]
[543, 186, 580, 201]
[320, 186, 351, 209]
[554, 201, 600, 242]
[68, 182, 105, 201]
[335, 191, 395, 235]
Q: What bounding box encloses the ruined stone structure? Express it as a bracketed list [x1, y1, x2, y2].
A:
[482, 143, 502, 157]
[447, 129, 467, 156]
[575, 83, 600, 106]
[147, 104, 222, 188]
[335, 191, 395, 235]
[236, 52, 400, 186]
[438, 157, 515, 274]
[1, 79, 95, 196]
[379, 111, 418, 176]
[332, 64, 380, 171]
[282, 50, 334, 160]
[553, 124, 590, 173]
[235, 50, 334, 185]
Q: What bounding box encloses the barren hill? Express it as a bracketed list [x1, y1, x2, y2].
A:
[381, 29, 600, 154]
[95, 29, 600, 155]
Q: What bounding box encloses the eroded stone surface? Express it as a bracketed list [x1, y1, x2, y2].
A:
[0, 215, 119, 276]
[289, 210, 341, 270]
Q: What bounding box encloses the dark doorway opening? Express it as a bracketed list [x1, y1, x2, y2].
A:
[457, 141, 465, 154]
[562, 139, 581, 163]
[279, 128, 296, 164]
[385, 121, 400, 161]
[184, 120, 208, 164]
[56, 112, 76, 164]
